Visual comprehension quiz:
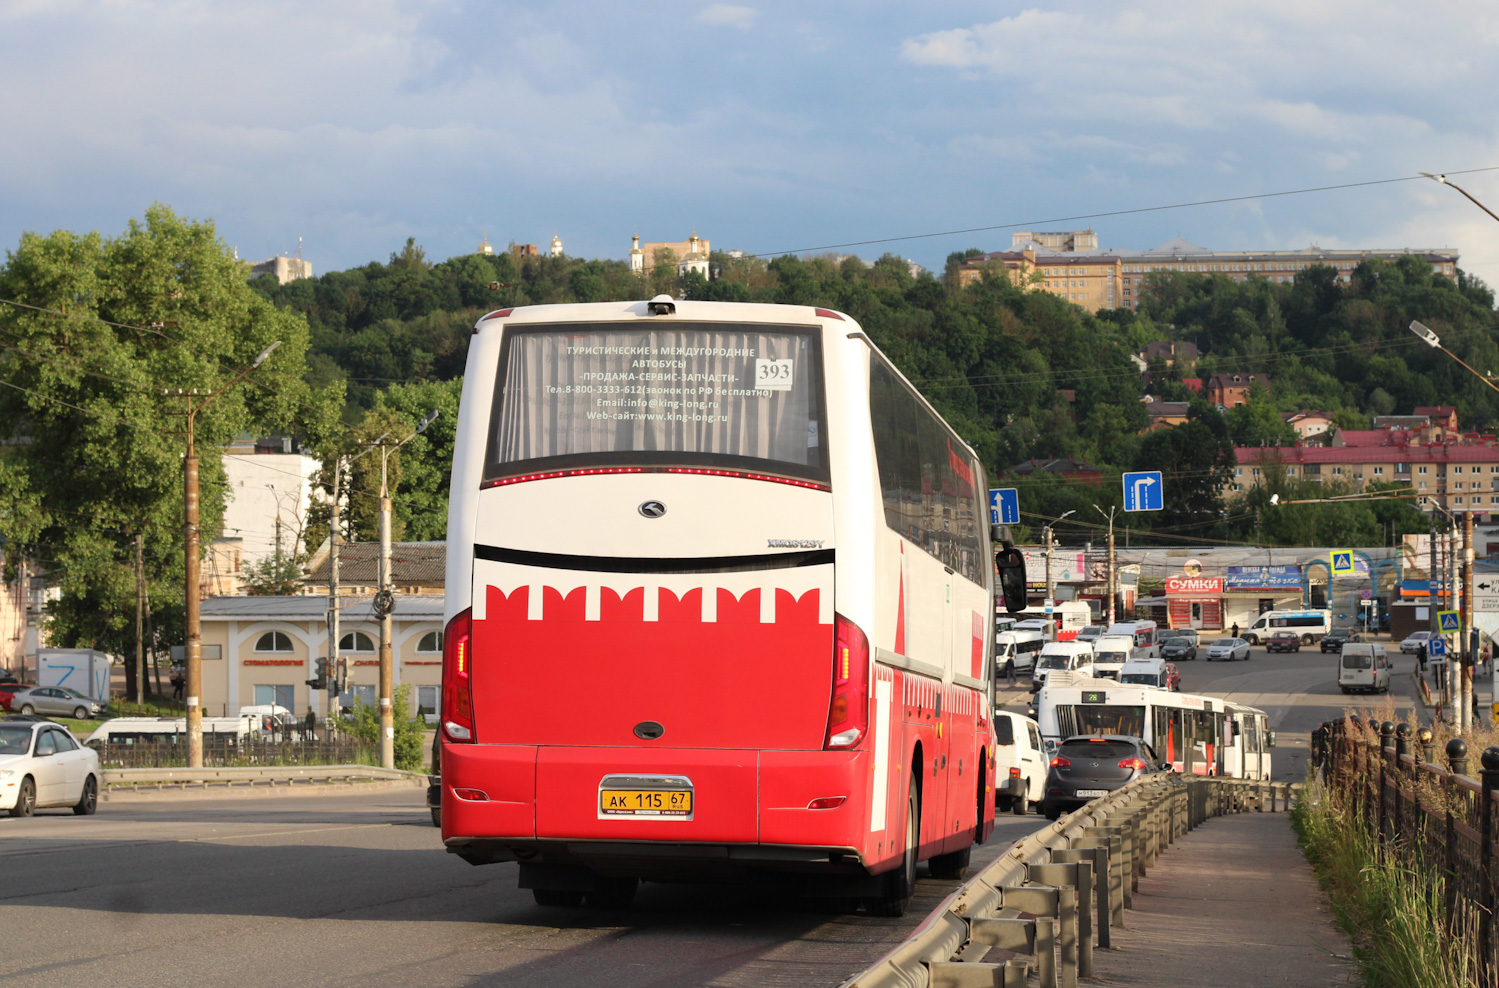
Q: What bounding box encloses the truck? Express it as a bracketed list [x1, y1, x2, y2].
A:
[37, 648, 112, 702]
[1017, 601, 1093, 641]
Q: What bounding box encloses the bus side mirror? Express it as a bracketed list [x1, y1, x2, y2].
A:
[995, 547, 1027, 614]
[1266, 731, 1277, 748]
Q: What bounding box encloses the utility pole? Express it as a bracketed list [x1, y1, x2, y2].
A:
[1464, 509, 1476, 726]
[135, 534, 146, 704]
[17, 558, 28, 685]
[367, 409, 439, 770]
[378, 446, 395, 770]
[171, 340, 282, 769]
[1093, 503, 1117, 627]
[326, 457, 342, 722]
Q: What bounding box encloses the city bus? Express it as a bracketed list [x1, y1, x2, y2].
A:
[438, 297, 1026, 915]
[1033, 673, 1273, 779]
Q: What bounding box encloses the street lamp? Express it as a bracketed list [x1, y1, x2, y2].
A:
[1093, 504, 1118, 626]
[367, 408, 440, 769]
[1409, 320, 1499, 398]
[172, 340, 282, 769]
[323, 431, 389, 722]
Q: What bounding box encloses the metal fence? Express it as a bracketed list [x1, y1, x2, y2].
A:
[1326, 719, 1499, 984]
[92, 736, 373, 769]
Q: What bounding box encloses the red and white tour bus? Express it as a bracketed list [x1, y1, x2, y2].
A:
[438, 296, 1024, 914]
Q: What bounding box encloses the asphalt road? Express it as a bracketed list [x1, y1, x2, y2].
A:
[7, 639, 1432, 986]
[0, 787, 1048, 988]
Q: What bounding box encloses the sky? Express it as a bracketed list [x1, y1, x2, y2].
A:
[6, 1, 1499, 290]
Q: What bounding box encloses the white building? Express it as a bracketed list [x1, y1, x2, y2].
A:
[218, 439, 322, 579]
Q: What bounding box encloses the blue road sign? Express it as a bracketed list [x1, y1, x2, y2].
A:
[1428, 636, 1447, 657]
[1330, 551, 1355, 575]
[989, 487, 1019, 526]
[1438, 610, 1462, 634]
[1122, 471, 1163, 512]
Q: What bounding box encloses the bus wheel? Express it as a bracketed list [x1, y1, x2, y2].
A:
[928, 843, 971, 880]
[533, 888, 584, 907]
[1301, 634, 1315, 645]
[866, 780, 918, 917]
[587, 876, 638, 909]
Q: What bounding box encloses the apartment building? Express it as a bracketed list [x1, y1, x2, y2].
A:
[955, 233, 1459, 313]
[1228, 430, 1499, 515]
[1206, 373, 1271, 408]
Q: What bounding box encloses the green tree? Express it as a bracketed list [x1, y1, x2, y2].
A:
[0, 205, 339, 698]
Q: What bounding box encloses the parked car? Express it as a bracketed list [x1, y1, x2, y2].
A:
[1205, 637, 1251, 662]
[0, 667, 16, 685]
[1075, 625, 1108, 644]
[992, 711, 1048, 816]
[1265, 630, 1303, 653]
[1401, 631, 1434, 654]
[6, 686, 105, 720]
[1321, 628, 1362, 653]
[1041, 734, 1169, 819]
[1159, 632, 1198, 662]
[0, 716, 101, 817]
[0, 683, 33, 712]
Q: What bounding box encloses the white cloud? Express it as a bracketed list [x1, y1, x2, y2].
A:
[697, 4, 757, 30]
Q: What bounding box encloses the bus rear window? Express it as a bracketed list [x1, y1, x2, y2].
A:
[486, 324, 827, 483]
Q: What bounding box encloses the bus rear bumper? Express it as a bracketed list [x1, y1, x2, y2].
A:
[441, 744, 872, 875]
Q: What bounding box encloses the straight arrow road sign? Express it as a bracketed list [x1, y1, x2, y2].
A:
[1122, 471, 1163, 511]
[989, 488, 1019, 526]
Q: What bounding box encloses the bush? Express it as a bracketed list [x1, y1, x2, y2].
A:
[344, 684, 426, 772]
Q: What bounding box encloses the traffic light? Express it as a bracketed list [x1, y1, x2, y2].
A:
[308, 656, 327, 691]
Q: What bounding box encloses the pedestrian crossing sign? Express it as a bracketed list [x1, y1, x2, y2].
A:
[1330, 551, 1355, 575]
[1438, 610, 1462, 634]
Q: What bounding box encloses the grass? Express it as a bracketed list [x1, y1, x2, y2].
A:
[1294, 769, 1481, 987]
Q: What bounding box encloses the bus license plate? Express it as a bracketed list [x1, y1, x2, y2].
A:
[600, 788, 693, 817]
[1075, 789, 1108, 798]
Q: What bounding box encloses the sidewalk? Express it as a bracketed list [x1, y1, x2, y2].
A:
[1090, 812, 1357, 986]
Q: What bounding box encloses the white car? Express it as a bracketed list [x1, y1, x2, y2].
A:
[1400, 631, 1434, 654]
[0, 718, 101, 817]
[1205, 637, 1251, 661]
[992, 711, 1047, 816]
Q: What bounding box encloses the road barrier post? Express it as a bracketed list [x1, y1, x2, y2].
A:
[1378, 721, 1395, 846]
[1039, 858, 1093, 976]
[1420, 728, 1437, 769]
[1001, 886, 1062, 988]
[1062, 842, 1112, 946]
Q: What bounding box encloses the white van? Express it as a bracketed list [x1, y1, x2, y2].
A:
[1339, 643, 1391, 694]
[85, 715, 260, 747]
[1031, 641, 1095, 691]
[996, 631, 1046, 677]
[1244, 609, 1332, 645]
[1091, 636, 1136, 680]
[1119, 658, 1173, 690]
[1105, 620, 1160, 658]
[992, 710, 1047, 815]
[1018, 601, 1094, 641]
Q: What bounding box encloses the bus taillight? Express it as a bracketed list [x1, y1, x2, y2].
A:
[824, 613, 869, 749]
[442, 608, 475, 742]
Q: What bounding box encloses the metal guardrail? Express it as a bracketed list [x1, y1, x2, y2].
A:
[840, 776, 1298, 988]
[103, 764, 426, 789]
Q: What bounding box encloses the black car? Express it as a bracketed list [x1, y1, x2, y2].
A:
[1041, 734, 1169, 820]
[1321, 628, 1361, 652]
[1160, 634, 1198, 662]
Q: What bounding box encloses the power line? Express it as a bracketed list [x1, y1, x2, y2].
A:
[748, 164, 1499, 259]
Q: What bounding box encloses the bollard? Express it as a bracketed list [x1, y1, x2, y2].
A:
[1379, 721, 1395, 844]
[1448, 737, 1471, 778]
[1394, 723, 1412, 841]
[1047, 853, 1096, 975]
[1028, 864, 1081, 987]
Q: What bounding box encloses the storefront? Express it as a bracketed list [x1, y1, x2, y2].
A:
[1221, 565, 1304, 632]
[1165, 577, 1223, 630]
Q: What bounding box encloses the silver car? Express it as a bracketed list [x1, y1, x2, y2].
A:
[1205, 637, 1251, 661]
[8, 687, 105, 719]
[1400, 631, 1433, 654]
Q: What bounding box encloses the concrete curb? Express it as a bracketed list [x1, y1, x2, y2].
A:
[102, 776, 426, 802]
